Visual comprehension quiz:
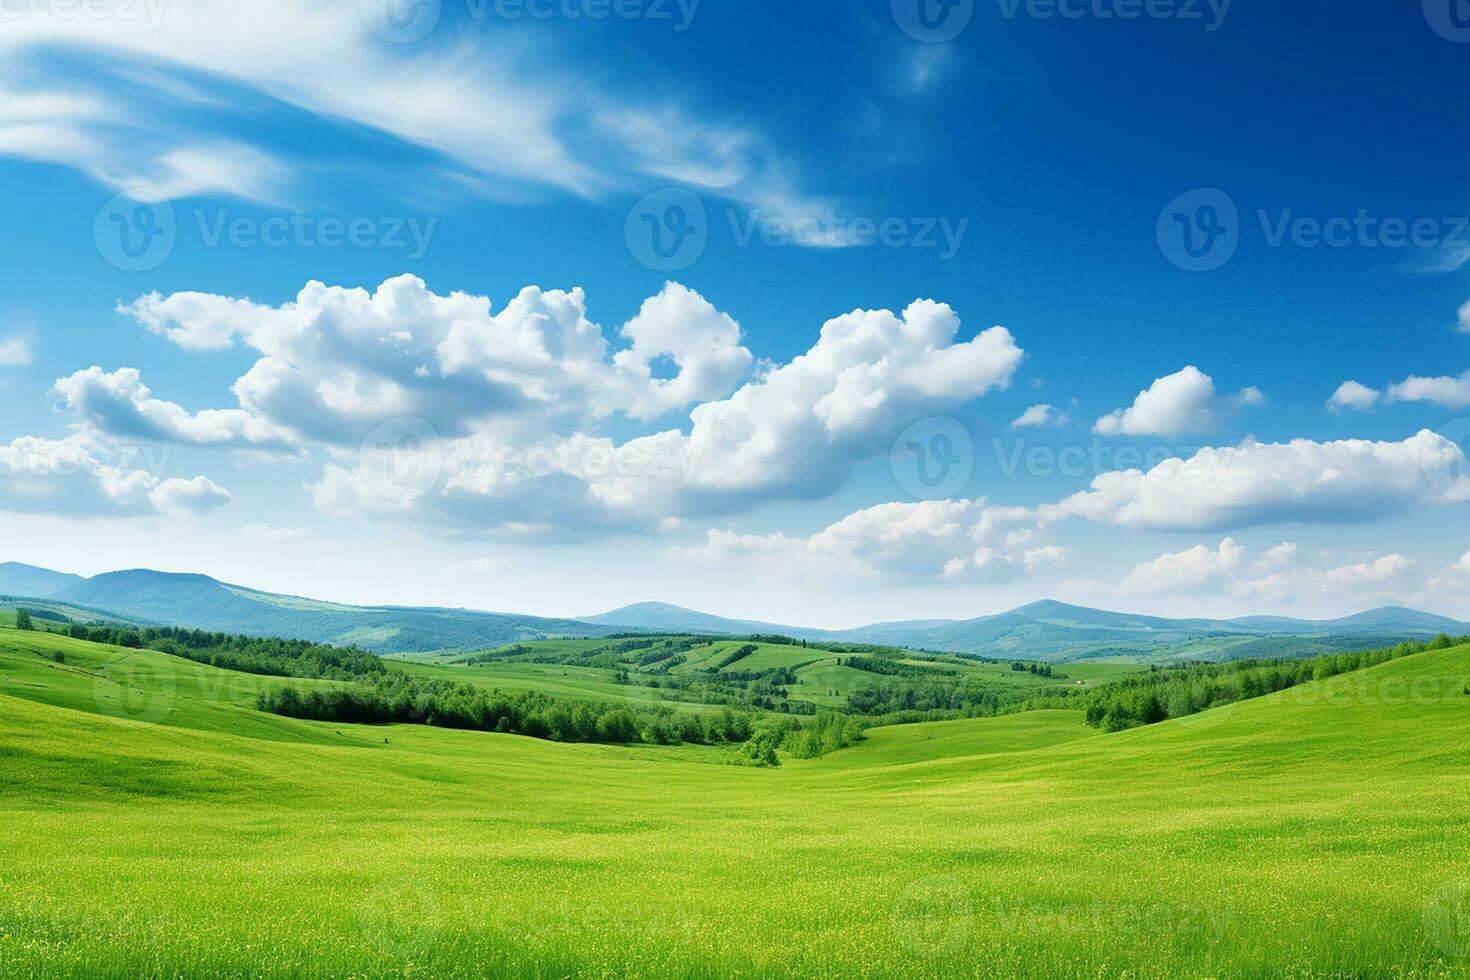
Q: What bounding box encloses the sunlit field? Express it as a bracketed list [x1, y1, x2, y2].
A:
[3, 626, 1470, 977]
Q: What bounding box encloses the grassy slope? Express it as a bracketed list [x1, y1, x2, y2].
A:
[2, 628, 1469, 976]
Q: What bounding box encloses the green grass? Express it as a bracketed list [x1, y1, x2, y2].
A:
[3, 625, 1469, 976]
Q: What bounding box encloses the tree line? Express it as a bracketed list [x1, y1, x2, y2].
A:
[257, 673, 761, 747]
[1055, 635, 1466, 732]
[57, 623, 387, 681]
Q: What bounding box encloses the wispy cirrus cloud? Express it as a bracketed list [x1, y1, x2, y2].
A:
[0, 2, 839, 233]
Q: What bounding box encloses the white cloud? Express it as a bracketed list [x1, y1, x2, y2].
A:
[1011, 403, 1070, 429]
[148, 475, 232, 516]
[1037, 430, 1469, 532]
[572, 300, 1022, 520]
[1459, 298, 1470, 333]
[0, 3, 833, 229]
[1118, 538, 1245, 596]
[0, 329, 36, 367]
[1233, 554, 1416, 601]
[1254, 542, 1299, 570]
[120, 277, 752, 448]
[449, 557, 510, 576]
[1094, 366, 1264, 437]
[52, 366, 295, 450]
[0, 432, 229, 518]
[254, 285, 1021, 536]
[1384, 372, 1470, 410]
[1114, 538, 1417, 605]
[1327, 380, 1380, 412]
[1427, 551, 1470, 595]
[667, 498, 1061, 585]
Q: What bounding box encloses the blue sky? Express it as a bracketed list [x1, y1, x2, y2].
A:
[1, 0, 1469, 625]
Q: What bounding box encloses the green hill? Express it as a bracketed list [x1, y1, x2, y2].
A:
[54, 569, 629, 653]
[1, 624, 1468, 976]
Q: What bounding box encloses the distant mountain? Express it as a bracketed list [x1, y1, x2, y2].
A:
[593, 598, 1468, 662]
[838, 600, 1467, 660]
[54, 569, 628, 653]
[0, 562, 85, 598]
[5, 560, 1464, 661]
[1232, 606, 1470, 635]
[583, 602, 821, 637]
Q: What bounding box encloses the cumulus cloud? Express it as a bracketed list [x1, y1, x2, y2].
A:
[52, 366, 295, 450]
[1427, 551, 1470, 595]
[1118, 538, 1245, 596]
[224, 285, 1022, 536]
[148, 475, 233, 516]
[1094, 366, 1264, 437]
[0, 329, 36, 367]
[1232, 554, 1416, 601]
[1011, 404, 1070, 429]
[1036, 430, 1469, 532]
[0, 432, 229, 518]
[542, 301, 1023, 531]
[1116, 537, 1417, 604]
[1384, 372, 1470, 410]
[1460, 299, 1470, 333]
[120, 277, 753, 448]
[667, 498, 1061, 585]
[1327, 380, 1380, 412]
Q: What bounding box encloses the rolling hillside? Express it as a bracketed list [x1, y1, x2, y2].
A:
[1, 624, 1467, 975]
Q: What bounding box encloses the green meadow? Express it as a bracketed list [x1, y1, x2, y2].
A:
[3, 624, 1470, 977]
